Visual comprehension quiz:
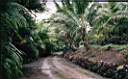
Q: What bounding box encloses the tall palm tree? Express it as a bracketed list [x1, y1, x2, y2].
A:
[54, 0, 93, 50]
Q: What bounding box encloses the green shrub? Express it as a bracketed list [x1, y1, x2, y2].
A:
[0, 2, 40, 79]
[1, 42, 23, 79]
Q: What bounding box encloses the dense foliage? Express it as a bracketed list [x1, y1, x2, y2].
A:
[89, 2, 128, 45]
[54, 1, 128, 46]
[0, 0, 48, 79]
[1, 1, 128, 79]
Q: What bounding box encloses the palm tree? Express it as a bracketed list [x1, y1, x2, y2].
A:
[45, 13, 80, 50]
[0, 0, 46, 79]
[91, 2, 128, 44]
[54, 0, 93, 50]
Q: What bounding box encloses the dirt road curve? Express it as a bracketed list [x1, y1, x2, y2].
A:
[20, 56, 110, 79]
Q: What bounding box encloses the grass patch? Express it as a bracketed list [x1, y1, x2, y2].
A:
[91, 44, 128, 51]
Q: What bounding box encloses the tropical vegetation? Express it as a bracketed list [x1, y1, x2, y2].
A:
[0, 0, 128, 79]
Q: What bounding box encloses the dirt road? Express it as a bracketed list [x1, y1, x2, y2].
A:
[20, 56, 110, 79]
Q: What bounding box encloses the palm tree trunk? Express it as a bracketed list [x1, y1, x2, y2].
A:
[80, 14, 90, 51]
